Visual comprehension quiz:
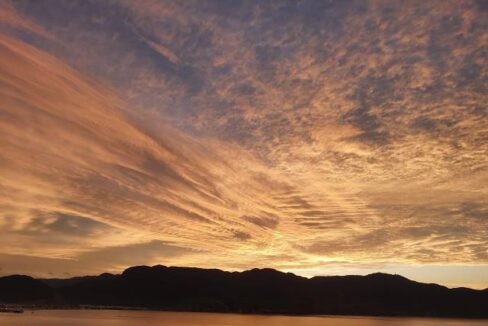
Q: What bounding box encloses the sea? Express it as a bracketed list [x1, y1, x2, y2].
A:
[0, 310, 487, 325]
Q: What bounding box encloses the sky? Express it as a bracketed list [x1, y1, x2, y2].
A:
[0, 0, 487, 289]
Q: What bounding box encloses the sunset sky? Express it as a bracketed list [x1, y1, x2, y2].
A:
[0, 0, 487, 289]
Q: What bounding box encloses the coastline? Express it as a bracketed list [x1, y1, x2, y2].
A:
[4, 306, 488, 320]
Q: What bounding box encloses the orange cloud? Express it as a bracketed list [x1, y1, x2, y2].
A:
[0, 1, 487, 289]
[0, 1, 54, 40]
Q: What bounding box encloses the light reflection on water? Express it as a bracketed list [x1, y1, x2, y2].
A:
[0, 310, 486, 326]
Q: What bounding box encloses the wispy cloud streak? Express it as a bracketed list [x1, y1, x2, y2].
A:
[0, 0, 487, 288]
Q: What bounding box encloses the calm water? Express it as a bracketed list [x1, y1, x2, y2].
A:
[0, 310, 486, 326]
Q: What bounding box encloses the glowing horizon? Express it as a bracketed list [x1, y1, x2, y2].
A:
[0, 0, 487, 289]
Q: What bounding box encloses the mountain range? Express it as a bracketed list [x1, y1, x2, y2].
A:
[1, 265, 487, 318]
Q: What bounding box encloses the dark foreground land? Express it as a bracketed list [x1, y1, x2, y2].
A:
[0, 265, 487, 318]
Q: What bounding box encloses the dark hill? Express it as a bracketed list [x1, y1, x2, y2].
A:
[0, 275, 55, 303]
[1, 265, 487, 318]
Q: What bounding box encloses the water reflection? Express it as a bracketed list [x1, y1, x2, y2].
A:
[1, 310, 487, 326]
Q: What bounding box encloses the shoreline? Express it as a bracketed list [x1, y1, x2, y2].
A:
[7, 307, 488, 320]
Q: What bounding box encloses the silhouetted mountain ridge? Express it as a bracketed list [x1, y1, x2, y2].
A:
[1, 265, 487, 318]
[0, 275, 55, 303]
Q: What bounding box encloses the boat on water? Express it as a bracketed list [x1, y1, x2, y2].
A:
[0, 307, 24, 313]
